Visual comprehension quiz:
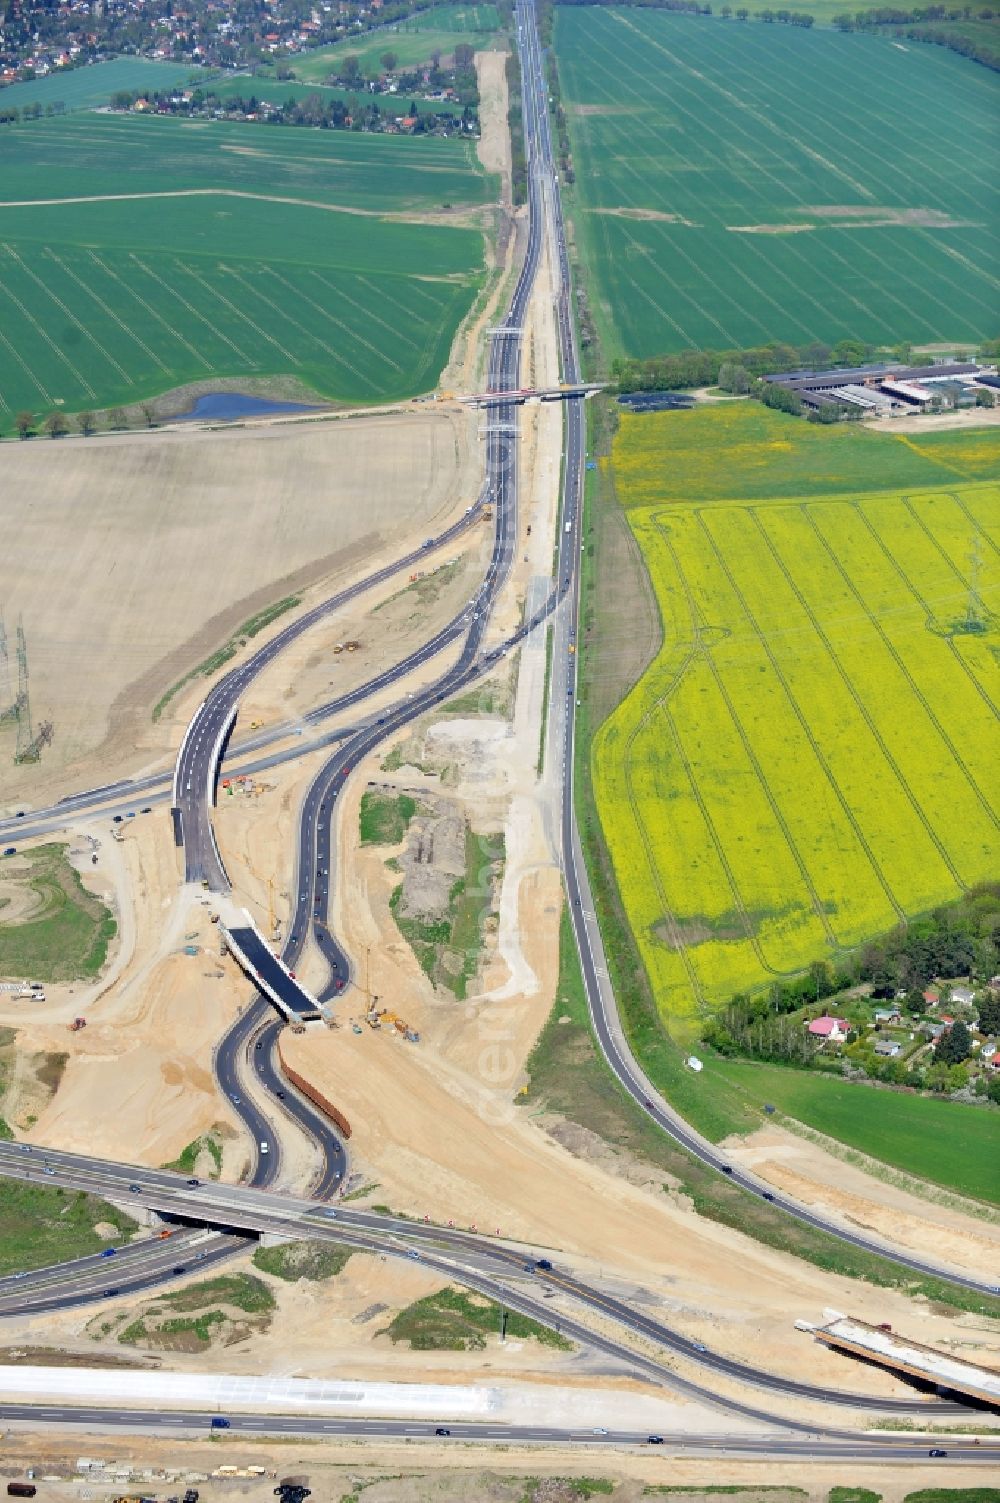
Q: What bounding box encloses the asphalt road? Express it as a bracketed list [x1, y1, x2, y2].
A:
[1, 1402, 996, 1462]
[0, 1141, 985, 1419]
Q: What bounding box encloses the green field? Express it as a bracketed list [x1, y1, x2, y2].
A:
[593, 407, 1000, 1039]
[0, 57, 206, 114]
[0, 843, 117, 983]
[0, 112, 489, 423]
[0, 1181, 136, 1275]
[556, 9, 1000, 356]
[293, 3, 501, 82]
[709, 1058, 1000, 1201]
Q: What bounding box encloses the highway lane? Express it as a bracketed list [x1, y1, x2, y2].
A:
[0, 1142, 981, 1417]
[172, 498, 494, 890]
[1, 1403, 996, 1462]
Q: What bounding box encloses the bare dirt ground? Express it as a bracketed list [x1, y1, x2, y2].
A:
[868, 404, 1000, 433]
[475, 51, 512, 205]
[0, 405, 478, 810]
[725, 1122, 1000, 1280]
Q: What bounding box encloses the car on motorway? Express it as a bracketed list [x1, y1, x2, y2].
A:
[259, 1140, 270, 1155]
[255, 1040, 264, 1051]
[100, 1248, 117, 1258]
[112, 815, 123, 823]
[210, 1417, 231, 1430]
[720, 1165, 733, 1175]
[15, 811, 24, 818]
[275, 1090, 286, 1100]
[643, 1098, 654, 1110]
[692, 1342, 707, 1353]
[434, 1427, 451, 1437]
[929, 1448, 947, 1457]
[406, 1249, 420, 1260]
[186, 1178, 199, 1187]
[43, 1167, 55, 1176]
[762, 1191, 775, 1202]
[230, 1094, 241, 1105]
[592, 1427, 608, 1436]
[535, 1258, 553, 1271]
[126, 811, 136, 818]
[141, 806, 152, 814]
[103, 1288, 119, 1297]
[173, 1265, 187, 1275]
[647, 1435, 664, 1445]
[128, 1183, 141, 1193]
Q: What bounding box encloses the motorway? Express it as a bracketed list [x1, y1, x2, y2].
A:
[0, 1140, 987, 1421]
[0, 0, 997, 1459]
[1, 1401, 997, 1462]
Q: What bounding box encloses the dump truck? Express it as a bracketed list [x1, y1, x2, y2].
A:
[67, 1017, 86, 1032]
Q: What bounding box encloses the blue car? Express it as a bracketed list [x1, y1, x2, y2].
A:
[100, 1247, 117, 1258]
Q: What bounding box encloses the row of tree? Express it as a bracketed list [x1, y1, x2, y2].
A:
[10, 406, 156, 440]
[830, 7, 999, 70]
[108, 85, 476, 136]
[611, 338, 898, 393]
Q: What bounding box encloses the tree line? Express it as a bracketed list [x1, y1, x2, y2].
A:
[700, 883, 1000, 1100]
[831, 7, 999, 73]
[106, 85, 477, 137]
[9, 405, 158, 440]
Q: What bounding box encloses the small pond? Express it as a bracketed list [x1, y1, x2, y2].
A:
[175, 393, 326, 422]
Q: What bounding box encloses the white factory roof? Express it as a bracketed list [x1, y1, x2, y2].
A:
[809, 1315, 1000, 1403]
[881, 379, 932, 402]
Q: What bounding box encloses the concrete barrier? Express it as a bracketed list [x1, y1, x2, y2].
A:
[276, 1040, 352, 1139]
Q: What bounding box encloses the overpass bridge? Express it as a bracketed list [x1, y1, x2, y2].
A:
[459, 382, 605, 408]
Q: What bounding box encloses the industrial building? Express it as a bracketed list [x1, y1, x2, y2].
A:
[765, 360, 995, 418]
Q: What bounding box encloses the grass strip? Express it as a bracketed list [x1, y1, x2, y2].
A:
[0, 1182, 136, 1276]
[0, 843, 117, 984]
[152, 594, 300, 721]
[359, 792, 418, 846]
[153, 1271, 275, 1314]
[537, 623, 554, 777]
[252, 1239, 353, 1281]
[382, 1285, 572, 1351]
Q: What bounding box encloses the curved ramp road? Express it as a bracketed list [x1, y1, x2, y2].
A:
[0, 1142, 986, 1418]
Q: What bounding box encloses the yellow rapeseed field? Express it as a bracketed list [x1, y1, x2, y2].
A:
[593, 461, 1000, 1041]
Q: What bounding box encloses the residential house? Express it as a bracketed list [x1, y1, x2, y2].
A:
[950, 985, 976, 1007]
[923, 988, 940, 1006]
[874, 1040, 901, 1058]
[981, 1042, 997, 1060]
[807, 1016, 850, 1042]
[873, 1007, 901, 1024]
